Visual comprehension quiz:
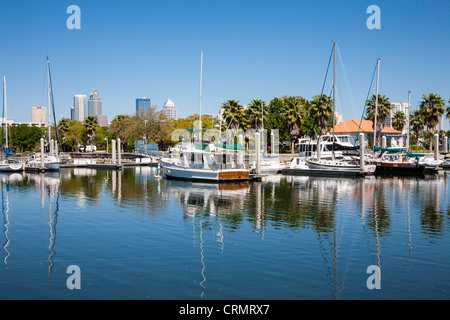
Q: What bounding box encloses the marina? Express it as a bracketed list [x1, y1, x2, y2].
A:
[1, 0, 450, 304]
[0, 166, 449, 300]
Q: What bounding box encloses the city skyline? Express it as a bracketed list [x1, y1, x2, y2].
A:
[0, 0, 449, 129]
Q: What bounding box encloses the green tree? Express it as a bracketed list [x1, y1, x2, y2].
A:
[309, 94, 334, 136]
[410, 109, 425, 145]
[281, 96, 309, 153]
[83, 116, 99, 147]
[365, 94, 391, 145]
[8, 125, 44, 152]
[392, 111, 406, 132]
[247, 99, 266, 132]
[419, 93, 445, 152]
[221, 100, 244, 132]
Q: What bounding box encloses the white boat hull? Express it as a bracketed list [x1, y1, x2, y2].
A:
[0, 162, 23, 172]
[162, 160, 250, 182]
[306, 159, 376, 173]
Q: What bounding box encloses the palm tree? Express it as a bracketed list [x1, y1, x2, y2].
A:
[411, 109, 425, 143]
[281, 96, 309, 153]
[221, 99, 244, 132]
[365, 94, 391, 146]
[83, 116, 99, 147]
[419, 93, 445, 152]
[392, 111, 406, 132]
[247, 99, 266, 132]
[446, 99, 450, 123]
[309, 94, 333, 136]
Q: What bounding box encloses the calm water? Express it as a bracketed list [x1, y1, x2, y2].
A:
[0, 167, 449, 300]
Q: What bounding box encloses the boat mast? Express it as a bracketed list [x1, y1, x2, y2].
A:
[47, 57, 51, 152]
[406, 91, 411, 152]
[198, 50, 203, 142]
[3, 75, 8, 157]
[373, 58, 380, 152]
[332, 42, 336, 160]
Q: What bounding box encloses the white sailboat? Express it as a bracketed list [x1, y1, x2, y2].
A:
[0, 75, 23, 172]
[306, 43, 375, 173]
[162, 51, 250, 182]
[27, 58, 61, 171]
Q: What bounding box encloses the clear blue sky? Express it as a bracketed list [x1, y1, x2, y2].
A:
[0, 0, 449, 129]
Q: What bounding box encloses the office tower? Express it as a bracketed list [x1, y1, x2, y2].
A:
[136, 97, 151, 116]
[88, 89, 102, 117]
[162, 99, 178, 120]
[70, 106, 75, 120]
[74, 95, 87, 121]
[31, 106, 47, 125]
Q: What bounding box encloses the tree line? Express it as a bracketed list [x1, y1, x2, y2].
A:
[2, 94, 450, 154]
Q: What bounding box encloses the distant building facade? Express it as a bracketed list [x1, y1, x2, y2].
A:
[136, 97, 151, 116]
[162, 99, 178, 120]
[74, 95, 87, 121]
[31, 106, 47, 125]
[88, 89, 102, 117]
[95, 115, 109, 127]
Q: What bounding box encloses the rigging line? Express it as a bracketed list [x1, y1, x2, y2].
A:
[336, 45, 357, 118]
[355, 62, 378, 144]
[321, 44, 334, 96]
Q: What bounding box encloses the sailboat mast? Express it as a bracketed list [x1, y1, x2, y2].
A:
[47, 57, 51, 150]
[373, 58, 380, 152]
[406, 91, 411, 152]
[199, 50, 203, 140]
[332, 42, 336, 159]
[3, 76, 8, 154]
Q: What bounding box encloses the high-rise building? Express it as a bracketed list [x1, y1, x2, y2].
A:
[136, 97, 151, 116]
[31, 106, 47, 125]
[70, 106, 75, 120]
[88, 89, 102, 117]
[162, 99, 178, 120]
[74, 95, 87, 121]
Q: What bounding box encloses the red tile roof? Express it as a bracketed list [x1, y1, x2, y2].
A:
[331, 119, 402, 134]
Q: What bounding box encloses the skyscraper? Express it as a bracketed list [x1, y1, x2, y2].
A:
[162, 99, 178, 120]
[74, 95, 87, 121]
[136, 97, 151, 116]
[88, 89, 102, 117]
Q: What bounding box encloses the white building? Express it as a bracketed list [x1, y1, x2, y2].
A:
[162, 99, 178, 120]
[74, 95, 87, 121]
[31, 106, 47, 125]
[386, 102, 410, 134]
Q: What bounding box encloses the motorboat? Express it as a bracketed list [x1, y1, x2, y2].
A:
[161, 142, 251, 182]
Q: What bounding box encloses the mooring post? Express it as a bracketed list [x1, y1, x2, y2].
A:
[359, 133, 366, 172]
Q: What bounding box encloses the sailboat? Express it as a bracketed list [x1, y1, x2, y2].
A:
[161, 51, 251, 182]
[27, 58, 61, 171]
[305, 43, 375, 173]
[0, 75, 23, 172]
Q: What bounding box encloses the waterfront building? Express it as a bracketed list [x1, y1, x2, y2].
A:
[386, 102, 409, 132]
[162, 99, 178, 120]
[136, 97, 151, 116]
[31, 106, 47, 126]
[332, 119, 403, 147]
[88, 89, 102, 117]
[74, 95, 87, 121]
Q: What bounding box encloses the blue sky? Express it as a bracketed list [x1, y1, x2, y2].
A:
[0, 0, 449, 129]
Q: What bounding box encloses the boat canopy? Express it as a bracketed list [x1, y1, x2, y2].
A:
[374, 146, 405, 153]
[406, 151, 424, 160]
[214, 143, 245, 151]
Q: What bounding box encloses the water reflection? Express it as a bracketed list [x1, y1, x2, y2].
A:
[0, 168, 448, 299]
